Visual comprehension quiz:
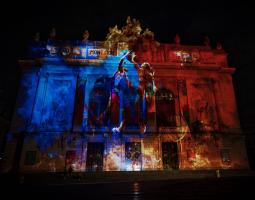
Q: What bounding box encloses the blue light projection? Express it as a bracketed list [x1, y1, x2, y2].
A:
[12, 73, 39, 132]
[12, 39, 159, 171]
[40, 76, 76, 131]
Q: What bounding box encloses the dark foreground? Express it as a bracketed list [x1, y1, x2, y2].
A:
[1, 176, 255, 200]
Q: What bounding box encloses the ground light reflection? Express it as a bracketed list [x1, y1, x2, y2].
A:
[132, 182, 142, 200]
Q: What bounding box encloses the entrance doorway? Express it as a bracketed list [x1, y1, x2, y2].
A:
[125, 142, 142, 171]
[86, 142, 104, 171]
[162, 142, 179, 170]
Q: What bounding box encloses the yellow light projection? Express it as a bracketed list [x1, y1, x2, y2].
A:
[142, 139, 161, 170]
[105, 140, 123, 171]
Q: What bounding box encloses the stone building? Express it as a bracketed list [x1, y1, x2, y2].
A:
[1, 17, 249, 173]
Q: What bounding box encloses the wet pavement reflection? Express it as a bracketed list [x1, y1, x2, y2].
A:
[2, 176, 255, 200]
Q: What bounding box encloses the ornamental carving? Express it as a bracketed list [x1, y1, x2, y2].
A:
[104, 16, 157, 55]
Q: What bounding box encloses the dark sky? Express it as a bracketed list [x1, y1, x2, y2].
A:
[0, 0, 255, 130]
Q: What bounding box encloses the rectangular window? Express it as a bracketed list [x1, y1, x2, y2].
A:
[86, 143, 104, 171]
[162, 142, 179, 170]
[220, 149, 231, 164]
[24, 151, 37, 165]
[125, 142, 141, 171]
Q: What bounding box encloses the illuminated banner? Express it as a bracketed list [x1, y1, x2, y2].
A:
[44, 42, 114, 60]
[46, 45, 59, 56]
[81, 48, 86, 57]
[175, 51, 193, 63]
[73, 47, 81, 56]
[86, 48, 108, 59]
[61, 46, 71, 56]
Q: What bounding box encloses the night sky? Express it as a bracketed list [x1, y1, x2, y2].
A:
[0, 0, 255, 131]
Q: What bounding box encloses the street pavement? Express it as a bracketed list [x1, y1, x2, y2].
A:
[1, 175, 255, 200]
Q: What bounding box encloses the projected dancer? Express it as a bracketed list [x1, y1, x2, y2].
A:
[129, 53, 157, 133]
[99, 51, 132, 133]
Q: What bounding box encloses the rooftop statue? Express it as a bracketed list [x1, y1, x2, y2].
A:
[122, 16, 142, 38]
[204, 36, 210, 47]
[106, 25, 124, 43]
[216, 42, 222, 50]
[142, 28, 154, 39]
[82, 30, 89, 42]
[34, 32, 40, 42]
[122, 16, 133, 37]
[49, 28, 56, 39]
[174, 34, 180, 45]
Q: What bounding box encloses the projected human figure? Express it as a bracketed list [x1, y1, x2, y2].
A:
[100, 51, 132, 133]
[129, 53, 157, 133]
[111, 52, 131, 133]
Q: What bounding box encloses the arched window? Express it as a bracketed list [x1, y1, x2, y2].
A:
[156, 88, 176, 127]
